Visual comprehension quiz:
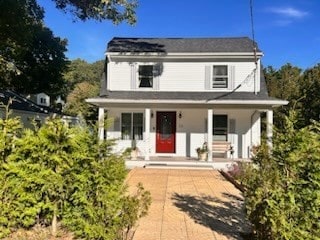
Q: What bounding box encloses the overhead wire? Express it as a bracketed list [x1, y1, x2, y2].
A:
[207, 0, 260, 101]
[250, 0, 258, 94]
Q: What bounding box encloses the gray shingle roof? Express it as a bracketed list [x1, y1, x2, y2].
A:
[101, 90, 278, 102]
[0, 90, 52, 114]
[107, 37, 262, 53]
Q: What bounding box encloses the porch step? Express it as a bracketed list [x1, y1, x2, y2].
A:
[126, 159, 247, 170]
[144, 162, 214, 170]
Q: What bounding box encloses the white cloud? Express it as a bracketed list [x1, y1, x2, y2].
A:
[274, 20, 292, 27]
[268, 7, 308, 18]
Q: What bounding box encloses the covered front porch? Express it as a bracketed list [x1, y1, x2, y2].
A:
[92, 101, 275, 162]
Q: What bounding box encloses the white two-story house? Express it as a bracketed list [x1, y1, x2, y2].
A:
[87, 37, 287, 163]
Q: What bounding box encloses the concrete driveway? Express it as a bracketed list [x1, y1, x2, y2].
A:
[126, 168, 251, 240]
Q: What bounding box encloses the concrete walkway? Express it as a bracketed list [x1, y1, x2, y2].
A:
[126, 168, 251, 240]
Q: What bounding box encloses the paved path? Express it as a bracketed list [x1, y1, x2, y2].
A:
[126, 168, 251, 240]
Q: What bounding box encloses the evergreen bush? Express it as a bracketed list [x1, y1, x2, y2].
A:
[0, 116, 151, 239]
[242, 112, 320, 240]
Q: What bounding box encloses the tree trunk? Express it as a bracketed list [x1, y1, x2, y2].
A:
[51, 203, 58, 237]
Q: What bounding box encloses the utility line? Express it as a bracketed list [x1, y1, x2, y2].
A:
[207, 0, 260, 101]
[250, 0, 258, 94]
[250, 0, 257, 66]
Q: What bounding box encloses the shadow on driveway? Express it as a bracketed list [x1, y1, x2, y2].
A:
[172, 192, 252, 239]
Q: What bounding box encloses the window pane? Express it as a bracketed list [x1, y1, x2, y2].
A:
[133, 113, 143, 140]
[139, 65, 153, 75]
[139, 77, 153, 87]
[212, 78, 228, 88]
[160, 114, 173, 140]
[121, 113, 132, 140]
[213, 115, 228, 141]
[212, 65, 228, 88]
[139, 65, 153, 88]
[213, 66, 228, 76]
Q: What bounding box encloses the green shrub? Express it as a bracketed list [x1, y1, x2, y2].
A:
[242, 112, 320, 240]
[0, 116, 151, 239]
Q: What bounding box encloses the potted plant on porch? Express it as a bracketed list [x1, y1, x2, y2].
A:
[196, 142, 208, 161]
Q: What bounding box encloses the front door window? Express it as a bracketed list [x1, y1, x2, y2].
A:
[160, 115, 173, 140]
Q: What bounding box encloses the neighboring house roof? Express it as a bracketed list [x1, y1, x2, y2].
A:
[107, 37, 262, 53]
[0, 90, 51, 114]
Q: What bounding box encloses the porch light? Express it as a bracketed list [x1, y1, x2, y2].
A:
[178, 111, 182, 119]
[151, 111, 154, 118]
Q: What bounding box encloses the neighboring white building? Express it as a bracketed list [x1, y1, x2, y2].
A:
[26, 93, 65, 109]
[36, 92, 50, 107]
[87, 37, 288, 162]
[1, 90, 79, 128]
[0, 90, 52, 128]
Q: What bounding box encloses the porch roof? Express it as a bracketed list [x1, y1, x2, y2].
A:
[87, 90, 288, 109]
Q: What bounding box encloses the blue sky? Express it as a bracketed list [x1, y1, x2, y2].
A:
[38, 0, 320, 69]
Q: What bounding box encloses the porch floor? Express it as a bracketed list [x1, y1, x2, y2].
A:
[125, 156, 250, 170]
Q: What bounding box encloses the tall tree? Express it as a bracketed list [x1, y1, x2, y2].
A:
[299, 64, 320, 126]
[0, 0, 68, 95]
[1, 0, 137, 95]
[264, 63, 301, 100]
[264, 64, 303, 128]
[62, 59, 104, 120]
[65, 81, 99, 120]
[63, 59, 104, 89]
[51, 0, 137, 23]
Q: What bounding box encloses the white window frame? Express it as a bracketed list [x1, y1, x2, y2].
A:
[121, 112, 144, 140]
[138, 64, 154, 89]
[212, 65, 229, 89]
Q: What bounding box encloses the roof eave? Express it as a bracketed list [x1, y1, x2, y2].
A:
[86, 98, 288, 108]
[106, 52, 264, 58]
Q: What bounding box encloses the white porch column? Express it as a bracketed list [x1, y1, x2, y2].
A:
[144, 108, 151, 161]
[207, 109, 213, 162]
[98, 107, 105, 141]
[266, 110, 273, 150]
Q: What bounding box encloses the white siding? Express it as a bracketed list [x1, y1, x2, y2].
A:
[109, 60, 259, 92]
[233, 62, 257, 92]
[108, 62, 132, 90]
[160, 63, 205, 91]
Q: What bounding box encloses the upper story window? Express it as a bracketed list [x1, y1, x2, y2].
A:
[212, 65, 228, 88]
[138, 65, 153, 88]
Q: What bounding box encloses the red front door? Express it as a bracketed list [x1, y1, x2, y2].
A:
[156, 112, 176, 153]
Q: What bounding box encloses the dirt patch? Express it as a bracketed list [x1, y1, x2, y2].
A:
[4, 225, 74, 240]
